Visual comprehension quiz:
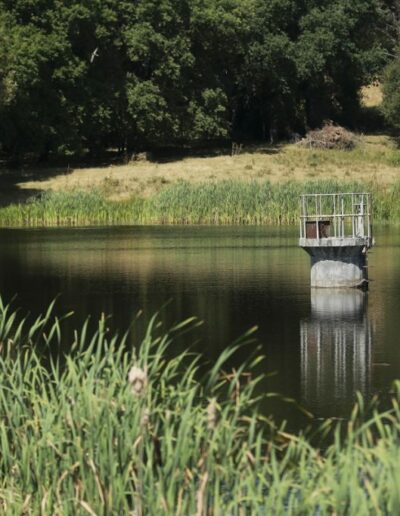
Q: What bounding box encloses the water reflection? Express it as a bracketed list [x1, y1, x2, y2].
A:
[300, 289, 372, 417]
[1, 225, 400, 423]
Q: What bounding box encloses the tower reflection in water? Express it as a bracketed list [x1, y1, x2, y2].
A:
[300, 289, 371, 417]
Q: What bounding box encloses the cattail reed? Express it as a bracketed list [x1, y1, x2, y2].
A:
[0, 180, 399, 227]
[1, 296, 400, 513]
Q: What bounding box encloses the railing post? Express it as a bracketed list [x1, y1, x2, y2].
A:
[341, 195, 345, 238]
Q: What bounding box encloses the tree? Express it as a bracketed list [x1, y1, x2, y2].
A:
[0, 6, 70, 160]
[296, 0, 389, 128]
[0, 0, 395, 162]
[382, 56, 400, 130]
[240, 0, 302, 140]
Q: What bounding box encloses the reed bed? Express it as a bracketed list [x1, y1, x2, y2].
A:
[0, 190, 146, 227]
[1, 180, 400, 227]
[1, 297, 400, 514]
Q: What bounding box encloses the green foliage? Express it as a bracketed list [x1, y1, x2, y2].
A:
[382, 57, 400, 131]
[1, 297, 400, 513]
[295, 0, 389, 127]
[0, 0, 394, 161]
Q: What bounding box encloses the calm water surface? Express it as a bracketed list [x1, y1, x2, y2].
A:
[0, 225, 399, 426]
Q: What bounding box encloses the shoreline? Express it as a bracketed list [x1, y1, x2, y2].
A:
[0, 178, 399, 228]
[1, 136, 400, 228]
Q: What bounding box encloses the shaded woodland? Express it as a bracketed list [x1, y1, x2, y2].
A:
[0, 0, 399, 164]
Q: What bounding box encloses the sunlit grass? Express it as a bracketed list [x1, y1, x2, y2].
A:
[0, 179, 399, 227]
[361, 83, 383, 108]
[11, 135, 400, 201]
[1, 297, 400, 513]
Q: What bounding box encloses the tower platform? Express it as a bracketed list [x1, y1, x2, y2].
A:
[299, 193, 373, 288]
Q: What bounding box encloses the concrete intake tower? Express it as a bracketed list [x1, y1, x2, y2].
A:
[299, 193, 373, 288]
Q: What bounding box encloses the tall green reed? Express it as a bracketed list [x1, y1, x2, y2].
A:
[0, 180, 399, 227]
[1, 297, 400, 513]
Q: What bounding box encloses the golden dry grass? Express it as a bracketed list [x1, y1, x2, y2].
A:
[361, 83, 383, 108]
[16, 134, 400, 200]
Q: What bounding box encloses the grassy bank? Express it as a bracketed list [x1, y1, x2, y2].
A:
[1, 179, 400, 227]
[2, 134, 400, 227]
[10, 135, 400, 201]
[1, 298, 400, 514]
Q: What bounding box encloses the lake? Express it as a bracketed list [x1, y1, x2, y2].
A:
[0, 225, 399, 427]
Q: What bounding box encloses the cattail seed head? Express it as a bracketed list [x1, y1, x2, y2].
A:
[128, 366, 148, 397]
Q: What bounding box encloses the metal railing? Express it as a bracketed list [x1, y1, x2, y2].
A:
[299, 193, 372, 241]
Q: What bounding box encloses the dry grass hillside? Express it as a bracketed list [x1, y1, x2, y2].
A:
[12, 134, 400, 201]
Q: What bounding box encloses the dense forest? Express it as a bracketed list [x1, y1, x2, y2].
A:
[0, 0, 398, 162]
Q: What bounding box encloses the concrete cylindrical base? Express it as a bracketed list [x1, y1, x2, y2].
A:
[306, 246, 367, 288]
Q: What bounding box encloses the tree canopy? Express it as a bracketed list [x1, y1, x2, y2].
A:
[0, 0, 393, 161]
